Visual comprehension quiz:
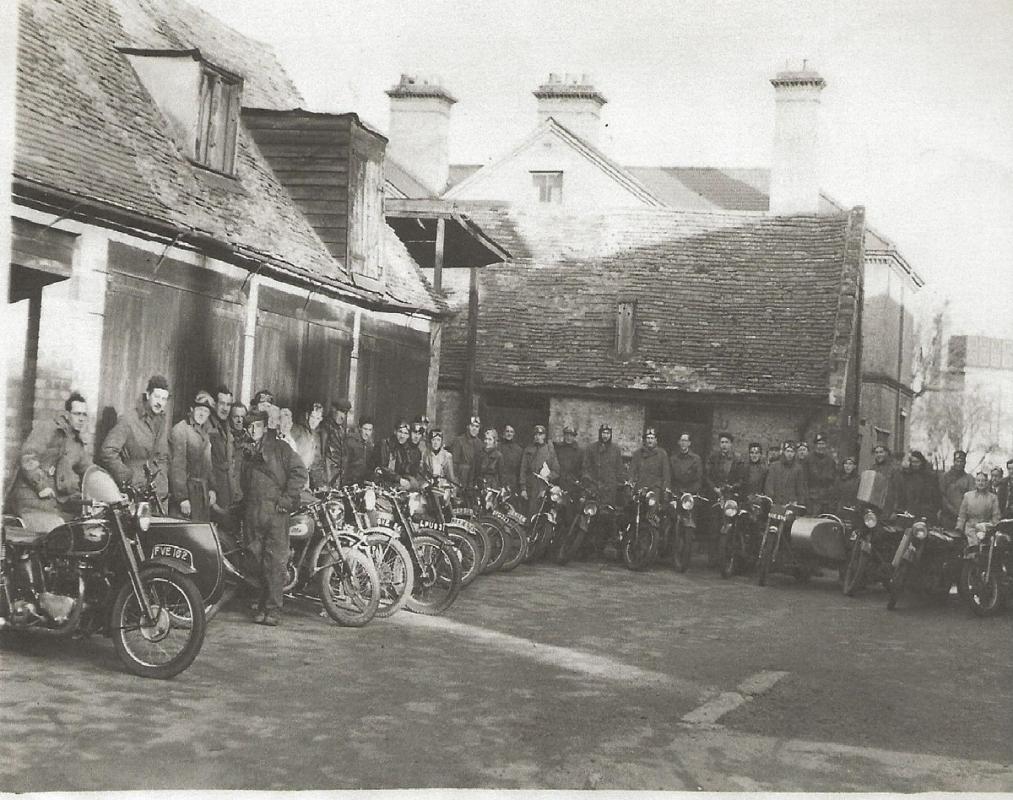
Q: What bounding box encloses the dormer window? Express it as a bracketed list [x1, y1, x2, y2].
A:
[120, 48, 244, 176]
[196, 67, 241, 173]
[532, 171, 563, 203]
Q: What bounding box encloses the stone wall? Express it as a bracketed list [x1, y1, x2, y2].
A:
[549, 396, 646, 456]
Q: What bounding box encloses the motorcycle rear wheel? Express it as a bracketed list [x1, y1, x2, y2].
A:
[886, 562, 909, 610]
[406, 535, 461, 615]
[757, 531, 774, 587]
[111, 565, 206, 680]
[842, 543, 867, 597]
[318, 549, 381, 627]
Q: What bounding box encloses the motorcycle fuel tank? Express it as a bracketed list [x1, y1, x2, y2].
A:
[789, 516, 847, 561]
[140, 520, 225, 605]
[42, 518, 111, 556]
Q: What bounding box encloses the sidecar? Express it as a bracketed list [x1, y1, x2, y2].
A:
[81, 466, 225, 607]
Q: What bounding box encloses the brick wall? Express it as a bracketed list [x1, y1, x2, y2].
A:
[549, 396, 645, 457]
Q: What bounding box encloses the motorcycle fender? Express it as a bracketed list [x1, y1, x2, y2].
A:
[547, 510, 558, 525]
[860, 539, 873, 554]
[143, 555, 197, 577]
[891, 531, 913, 570]
[720, 522, 732, 536]
[578, 514, 591, 532]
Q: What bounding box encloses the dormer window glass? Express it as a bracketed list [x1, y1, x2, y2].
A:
[532, 171, 563, 203]
[196, 67, 241, 174]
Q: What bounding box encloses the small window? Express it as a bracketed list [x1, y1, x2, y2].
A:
[617, 301, 636, 356]
[531, 171, 563, 204]
[195, 67, 241, 174]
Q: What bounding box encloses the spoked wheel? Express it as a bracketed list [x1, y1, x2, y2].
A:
[498, 520, 528, 573]
[406, 535, 462, 615]
[479, 518, 508, 573]
[281, 548, 299, 594]
[842, 543, 867, 597]
[359, 531, 414, 618]
[967, 567, 1006, 617]
[111, 566, 206, 680]
[464, 521, 492, 574]
[554, 516, 585, 566]
[886, 562, 909, 610]
[447, 528, 481, 587]
[317, 549, 381, 627]
[621, 520, 658, 572]
[527, 518, 554, 562]
[757, 531, 775, 587]
[671, 523, 693, 573]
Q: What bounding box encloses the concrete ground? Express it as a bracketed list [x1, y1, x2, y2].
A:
[2, 553, 1011, 792]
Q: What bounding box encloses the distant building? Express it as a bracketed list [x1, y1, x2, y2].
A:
[943, 335, 1013, 462]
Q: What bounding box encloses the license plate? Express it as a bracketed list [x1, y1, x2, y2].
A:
[151, 544, 193, 568]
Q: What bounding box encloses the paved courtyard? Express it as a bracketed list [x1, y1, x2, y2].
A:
[2, 555, 1011, 792]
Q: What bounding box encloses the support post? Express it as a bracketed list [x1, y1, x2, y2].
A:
[463, 265, 479, 416]
[433, 217, 445, 293]
[239, 274, 260, 404]
[348, 308, 363, 422]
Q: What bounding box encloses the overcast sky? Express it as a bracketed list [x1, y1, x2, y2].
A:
[201, 0, 1013, 338]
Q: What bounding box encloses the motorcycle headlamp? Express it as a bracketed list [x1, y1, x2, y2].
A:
[863, 509, 878, 530]
[135, 501, 152, 532]
[723, 499, 738, 518]
[484, 491, 495, 511]
[996, 531, 1010, 545]
[408, 492, 426, 518]
[681, 494, 695, 511]
[912, 521, 928, 540]
[363, 487, 377, 512]
[550, 486, 563, 503]
[583, 501, 598, 517]
[974, 526, 988, 542]
[646, 490, 658, 507]
[325, 500, 344, 525]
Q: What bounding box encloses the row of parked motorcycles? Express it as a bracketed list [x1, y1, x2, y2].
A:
[3, 463, 1010, 681]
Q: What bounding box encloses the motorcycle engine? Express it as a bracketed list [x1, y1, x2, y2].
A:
[38, 592, 77, 623]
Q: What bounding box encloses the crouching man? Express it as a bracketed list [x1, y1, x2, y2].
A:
[240, 408, 307, 626]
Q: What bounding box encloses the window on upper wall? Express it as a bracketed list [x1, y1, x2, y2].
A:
[195, 67, 242, 174]
[617, 300, 636, 357]
[531, 171, 563, 204]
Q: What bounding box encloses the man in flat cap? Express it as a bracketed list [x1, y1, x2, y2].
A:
[319, 397, 351, 487]
[168, 390, 216, 520]
[240, 408, 307, 626]
[520, 424, 560, 515]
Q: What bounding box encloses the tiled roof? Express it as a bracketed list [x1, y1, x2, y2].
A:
[15, 0, 439, 312]
[440, 205, 865, 400]
[382, 223, 445, 314]
[385, 158, 437, 200]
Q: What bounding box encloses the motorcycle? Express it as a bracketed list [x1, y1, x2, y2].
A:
[548, 480, 598, 566]
[841, 504, 910, 597]
[371, 480, 463, 615]
[755, 500, 811, 586]
[618, 482, 660, 572]
[479, 484, 529, 572]
[1, 466, 206, 679]
[719, 492, 771, 578]
[221, 488, 380, 627]
[662, 490, 708, 573]
[963, 519, 1012, 617]
[524, 473, 567, 562]
[886, 520, 966, 610]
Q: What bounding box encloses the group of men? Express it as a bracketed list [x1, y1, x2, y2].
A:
[10, 381, 1013, 619]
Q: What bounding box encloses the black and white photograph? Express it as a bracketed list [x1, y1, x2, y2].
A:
[1, 0, 1011, 794]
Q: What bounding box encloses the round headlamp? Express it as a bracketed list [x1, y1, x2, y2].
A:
[863, 509, 878, 530]
[912, 521, 928, 540]
[363, 487, 377, 512]
[646, 490, 658, 507]
[583, 501, 598, 517]
[135, 501, 152, 532]
[325, 500, 344, 525]
[723, 499, 738, 518]
[681, 494, 695, 511]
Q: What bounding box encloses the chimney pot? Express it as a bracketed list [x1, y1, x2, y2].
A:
[769, 63, 826, 215]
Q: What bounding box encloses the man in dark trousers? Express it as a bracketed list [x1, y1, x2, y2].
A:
[320, 397, 351, 487]
[743, 442, 768, 495]
[555, 424, 584, 492]
[499, 423, 524, 493]
[451, 415, 483, 494]
[582, 423, 626, 557]
[240, 408, 307, 626]
[804, 434, 837, 515]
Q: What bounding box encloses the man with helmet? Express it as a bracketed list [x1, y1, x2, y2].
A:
[499, 424, 524, 493]
[451, 415, 483, 493]
[630, 427, 670, 495]
[582, 423, 626, 558]
[520, 424, 560, 515]
[555, 424, 584, 493]
[764, 440, 807, 506]
[379, 421, 424, 490]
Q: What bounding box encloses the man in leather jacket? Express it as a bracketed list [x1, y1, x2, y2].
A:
[240, 409, 307, 626]
[630, 428, 670, 495]
[520, 425, 560, 515]
[379, 421, 423, 489]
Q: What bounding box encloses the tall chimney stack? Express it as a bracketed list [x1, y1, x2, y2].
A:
[769, 64, 825, 215]
[533, 73, 607, 147]
[386, 74, 457, 194]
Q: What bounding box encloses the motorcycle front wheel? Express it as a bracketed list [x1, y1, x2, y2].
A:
[757, 531, 775, 587]
[842, 542, 867, 597]
[967, 567, 1006, 617]
[671, 523, 692, 573]
[478, 517, 508, 573]
[886, 562, 909, 610]
[498, 519, 528, 573]
[111, 565, 206, 680]
[446, 527, 481, 587]
[318, 549, 381, 627]
[719, 530, 736, 579]
[406, 534, 462, 615]
[621, 520, 658, 572]
[361, 532, 414, 618]
[554, 515, 585, 566]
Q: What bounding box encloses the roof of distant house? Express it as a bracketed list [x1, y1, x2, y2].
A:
[439, 204, 865, 401]
[15, 0, 441, 313]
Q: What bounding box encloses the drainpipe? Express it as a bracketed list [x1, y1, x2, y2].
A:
[349, 308, 362, 421]
[240, 274, 260, 404]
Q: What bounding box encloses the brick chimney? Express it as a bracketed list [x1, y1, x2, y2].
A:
[769, 64, 826, 215]
[386, 74, 457, 194]
[533, 73, 607, 147]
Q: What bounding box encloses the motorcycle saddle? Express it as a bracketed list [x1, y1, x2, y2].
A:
[3, 510, 64, 546]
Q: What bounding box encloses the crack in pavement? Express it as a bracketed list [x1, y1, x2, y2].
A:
[681, 670, 791, 725]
